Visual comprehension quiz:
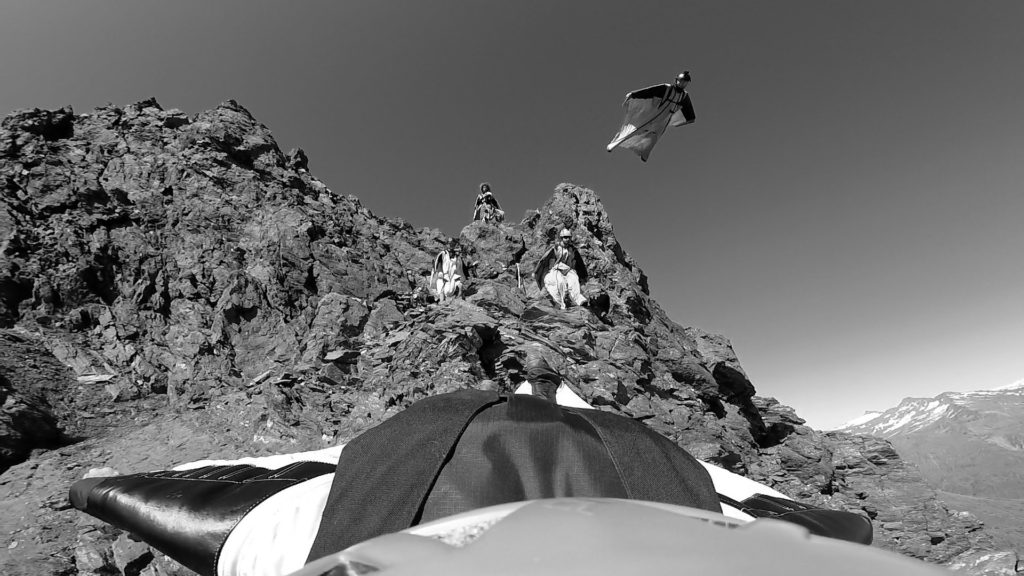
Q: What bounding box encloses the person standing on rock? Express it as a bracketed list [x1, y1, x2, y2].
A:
[534, 228, 589, 310]
[431, 240, 465, 303]
[472, 182, 505, 223]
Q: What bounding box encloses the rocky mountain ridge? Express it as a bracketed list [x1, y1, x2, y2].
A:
[0, 100, 1019, 575]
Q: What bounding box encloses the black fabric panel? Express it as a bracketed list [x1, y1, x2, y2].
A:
[572, 407, 721, 513]
[717, 492, 744, 511]
[774, 509, 874, 545]
[306, 390, 721, 564]
[627, 83, 670, 101]
[69, 461, 335, 576]
[738, 494, 874, 545]
[419, 395, 628, 523]
[306, 390, 503, 563]
[680, 93, 696, 123]
[742, 493, 813, 514]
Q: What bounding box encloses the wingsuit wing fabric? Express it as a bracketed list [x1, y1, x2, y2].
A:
[607, 83, 693, 161]
[68, 390, 873, 576]
[68, 461, 337, 576]
[306, 391, 721, 561]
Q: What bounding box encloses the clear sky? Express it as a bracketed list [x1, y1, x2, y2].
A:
[2, 1, 1022, 429]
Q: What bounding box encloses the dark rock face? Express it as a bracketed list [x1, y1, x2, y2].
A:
[0, 332, 66, 472]
[0, 101, 1017, 576]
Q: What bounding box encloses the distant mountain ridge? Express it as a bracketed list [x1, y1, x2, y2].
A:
[840, 381, 1024, 438]
[839, 381, 1024, 499]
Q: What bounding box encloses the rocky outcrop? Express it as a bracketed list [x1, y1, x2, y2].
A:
[0, 101, 1018, 575]
[0, 331, 66, 472]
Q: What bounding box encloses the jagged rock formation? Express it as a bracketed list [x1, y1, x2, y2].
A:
[0, 101, 1019, 575]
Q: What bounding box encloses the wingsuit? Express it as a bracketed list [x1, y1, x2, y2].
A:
[68, 390, 876, 576]
[431, 247, 464, 303]
[306, 390, 722, 562]
[534, 229, 588, 309]
[607, 71, 695, 161]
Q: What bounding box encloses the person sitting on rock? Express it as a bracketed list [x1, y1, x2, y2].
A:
[472, 182, 505, 223]
[431, 240, 465, 303]
[534, 228, 589, 310]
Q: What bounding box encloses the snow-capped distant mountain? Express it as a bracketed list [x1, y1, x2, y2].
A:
[840, 380, 1024, 438]
[838, 380, 1024, 499]
[839, 411, 882, 429]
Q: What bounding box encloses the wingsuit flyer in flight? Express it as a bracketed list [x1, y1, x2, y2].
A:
[607, 71, 695, 161]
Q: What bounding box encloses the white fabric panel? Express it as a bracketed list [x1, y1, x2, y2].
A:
[217, 473, 336, 576]
[172, 445, 345, 471]
[697, 460, 789, 501]
[513, 381, 592, 409]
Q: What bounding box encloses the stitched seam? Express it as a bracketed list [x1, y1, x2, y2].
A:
[410, 396, 507, 525]
[215, 465, 334, 573]
[267, 462, 304, 479]
[214, 477, 305, 574]
[220, 466, 266, 481]
[572, 410, 631, 499]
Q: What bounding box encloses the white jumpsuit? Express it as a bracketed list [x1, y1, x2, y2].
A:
[433, 250, 462, 302]
[543, 246, 586, 309]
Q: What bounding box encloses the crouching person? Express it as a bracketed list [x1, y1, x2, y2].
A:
[534, 228, 588, 309]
